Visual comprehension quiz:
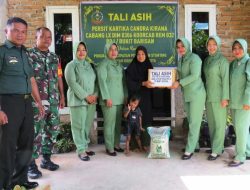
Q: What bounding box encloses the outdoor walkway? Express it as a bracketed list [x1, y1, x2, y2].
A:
[33, 141, 250, 190]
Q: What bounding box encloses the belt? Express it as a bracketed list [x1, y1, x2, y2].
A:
[1, 94, 31, 99]
[24, 94, 30, 99]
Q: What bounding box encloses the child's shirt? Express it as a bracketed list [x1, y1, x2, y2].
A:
[124, 107, 142, 127]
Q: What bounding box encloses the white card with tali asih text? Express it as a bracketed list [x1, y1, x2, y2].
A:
[148, 67, 177, 87]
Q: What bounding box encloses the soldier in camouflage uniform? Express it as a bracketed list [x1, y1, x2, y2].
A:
[27, 27, 65, 179]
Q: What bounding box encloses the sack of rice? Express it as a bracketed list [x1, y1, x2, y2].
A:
[147, 126, 171, 159]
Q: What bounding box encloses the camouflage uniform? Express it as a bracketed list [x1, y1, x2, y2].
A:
[28, 47, 60, 159]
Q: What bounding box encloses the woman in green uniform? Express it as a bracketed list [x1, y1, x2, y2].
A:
[228, 39, 250, 167]
[203, 36, 229, 161]
[96, 42, 127, 156]
[65, 42, 98, 161]
[171, 38, 206, 160]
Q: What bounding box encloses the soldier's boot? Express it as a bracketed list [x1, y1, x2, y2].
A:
[40, 154, 59, 171]
[28, 159, 42, 179]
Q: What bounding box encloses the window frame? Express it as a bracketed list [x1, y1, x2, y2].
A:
[45, 6, 80, 57]
[185, 4, 216, 48]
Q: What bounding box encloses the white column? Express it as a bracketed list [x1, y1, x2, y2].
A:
[0, 0, 7, 43]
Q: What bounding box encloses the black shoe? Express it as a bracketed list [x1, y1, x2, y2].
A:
[207, 154, 220, 161]
[182, 148, 199, 153]
[228, 161, 243, 167]
[246, 156, 250, 160]
[106, 149, 117, 156]
[28, 160, 42, 179]
[114, 147, 124, 152]
[78, 154, 90, 161]
[181, 153, 193, 160]
[40, 154, 59, 171]
[86, 151, 95, 156]
[21, 181, 39, 189]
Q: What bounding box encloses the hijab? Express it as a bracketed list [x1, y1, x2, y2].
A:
[176, 38, 193, 63]
[102, 42, 119, 66]
[73, 41, 88, 66]
[206, 35, 221, 56]
[232, 39, 249, 61]
[205, 35, 222, 64]
[104, 42, 118, 58]
[126, 46, 153, 82]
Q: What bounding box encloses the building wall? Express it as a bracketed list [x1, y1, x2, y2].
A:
[6, 0, 80, 46]
[0, 0, 8, 43]
[179, 0, 250, 61]
[4, 0, 250, 129]
[6, 0, 177, 47]
[5, 0, 250, 57]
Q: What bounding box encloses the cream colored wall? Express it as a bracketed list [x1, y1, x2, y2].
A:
[0, 0, 7, 43]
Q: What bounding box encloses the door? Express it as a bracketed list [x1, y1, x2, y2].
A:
[46, 6, 79, 107]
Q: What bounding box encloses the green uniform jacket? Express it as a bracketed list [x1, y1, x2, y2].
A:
[177, 38, 205, 102]
[0, 40, 33, 94]
[229, 39, 250, 109]
[65, 45, 98, 107]
[203, 36, 229, 102]
[96, 43, 127, 106]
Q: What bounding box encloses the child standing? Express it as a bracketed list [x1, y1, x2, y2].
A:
[124, 95, 145, 155]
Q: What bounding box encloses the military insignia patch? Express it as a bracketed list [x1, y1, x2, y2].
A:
[8, 56, 18, 64]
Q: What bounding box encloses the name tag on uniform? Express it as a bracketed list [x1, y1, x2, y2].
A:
[8, 56, 18, 64]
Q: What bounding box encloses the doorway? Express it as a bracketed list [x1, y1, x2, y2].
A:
[46, 6, 79, 107]
[185, 4, 216, 61]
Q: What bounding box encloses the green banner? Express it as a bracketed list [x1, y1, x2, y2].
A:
[80, 2, 177, 66]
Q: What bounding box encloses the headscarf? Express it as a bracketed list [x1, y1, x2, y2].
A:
[176, 38, 191, 56]
[104, 42, 118, 59]
[176, 38, 193, 63]
[206, 35, 221, 56]
[73, 41, 88, 65]
[126, 46, 153, 82]
[232, 38, 249, 60]
[205, 36, 223, 64]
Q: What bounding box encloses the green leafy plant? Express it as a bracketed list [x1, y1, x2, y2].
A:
[54, 123, 76, 153]
[192, 22, 208, 52]
[192, 22, 209, 63]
